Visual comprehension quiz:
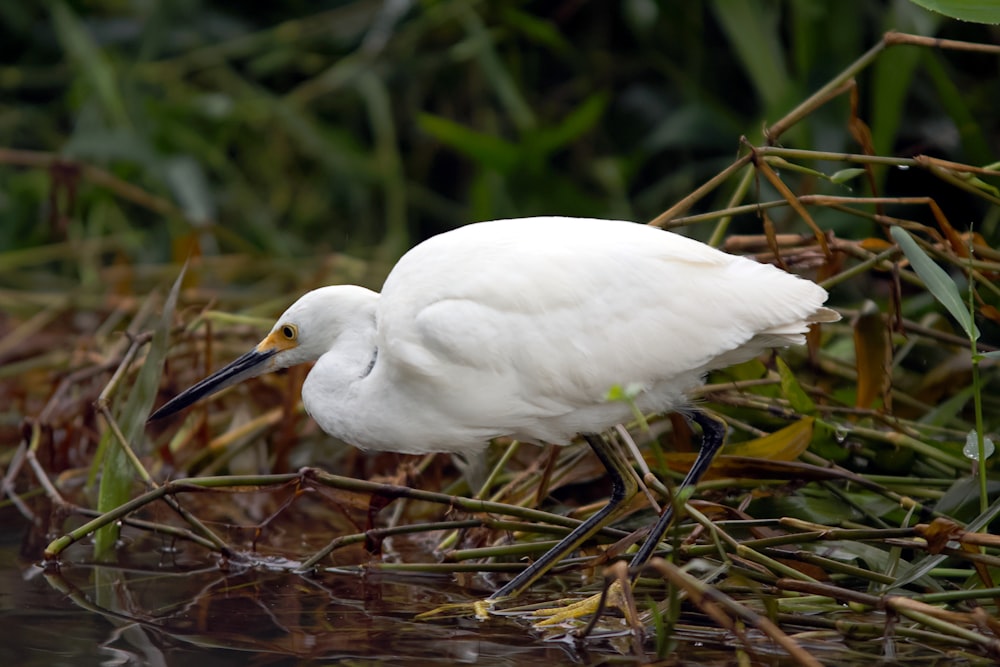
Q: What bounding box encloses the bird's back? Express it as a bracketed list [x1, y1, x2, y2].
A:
[362, 217, 834, 450]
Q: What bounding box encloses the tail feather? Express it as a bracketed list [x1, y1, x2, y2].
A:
[704, 304, 839, 372]
[810, 306, 841, 323]
[761, 306, 840, 336]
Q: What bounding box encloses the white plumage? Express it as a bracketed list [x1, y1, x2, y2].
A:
[274, 217, 835, 452]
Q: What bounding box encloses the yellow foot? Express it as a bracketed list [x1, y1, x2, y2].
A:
[473, 598, 492, 620]
[531, 580, 635, 628]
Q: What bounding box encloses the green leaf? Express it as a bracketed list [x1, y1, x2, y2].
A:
[919, 385, 975, 426]
[830, 168, 867, 184]
[871, 4, 939, 158]
[605, 382, 644, 402]
[606, 383, 649, 430]
[529, 93, 609, 156]
[776, 356, 816, 415]
[50, 2, 128, 126]
[934, 477, 1000, 516]
[981, 350, 1000, 360]
[500, 7, 574, 56]
[921, 51, 994, 165]
[755, 492, 860, 524]
[809, 422, 850, 463]
[890, 226, 979, 341]
[418, 113, 520, 172]
[709, 0, 789, 114]
[93, 454, 127, 558]
[456, 4, 535, 131]
[906, 0, 1000, 23]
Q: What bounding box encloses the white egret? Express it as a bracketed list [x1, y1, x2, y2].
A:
[149, 216, 838, 599]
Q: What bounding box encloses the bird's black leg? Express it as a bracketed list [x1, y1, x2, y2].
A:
[628, 411, 726, 573]
[489, 433, 638, 600]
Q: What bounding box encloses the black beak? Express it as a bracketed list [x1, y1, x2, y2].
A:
[148, 347, 277, 422]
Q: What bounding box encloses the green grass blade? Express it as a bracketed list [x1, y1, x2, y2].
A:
[710, 0, 789, 115]
[890, 226, 979, 341]
[50, 1, 129, 126]
[418, 113, 520, 172]
[94, 267, 186, 558]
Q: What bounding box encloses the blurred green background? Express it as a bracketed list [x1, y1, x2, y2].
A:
[1, 0, 997, 281]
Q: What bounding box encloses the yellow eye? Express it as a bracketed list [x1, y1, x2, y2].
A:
[281, 324, 297, 340]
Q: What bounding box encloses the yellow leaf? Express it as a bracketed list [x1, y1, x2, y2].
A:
[724, 417, 814, 460]
[853, 300, 891, 410]
[661, 417, 814, 480]
[860, 237, 894, 252]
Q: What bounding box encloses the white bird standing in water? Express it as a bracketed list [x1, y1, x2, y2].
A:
[150, 216, 838, 600]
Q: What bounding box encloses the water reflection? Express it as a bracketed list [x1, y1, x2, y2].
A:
[43, 563, 585, 664]
[4, 506, 871, 665]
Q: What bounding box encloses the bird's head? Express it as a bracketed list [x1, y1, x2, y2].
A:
[148, 285, 377, 422]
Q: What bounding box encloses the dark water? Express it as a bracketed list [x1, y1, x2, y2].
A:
[0, 509, 650, 666]
[5, 505, 993, 666]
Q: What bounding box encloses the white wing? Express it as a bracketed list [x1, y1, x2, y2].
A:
[373, 217, 832, 446]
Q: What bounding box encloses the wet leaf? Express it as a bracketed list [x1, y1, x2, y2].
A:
[809, 422, 850, 463]
[963, 430, 995, 461]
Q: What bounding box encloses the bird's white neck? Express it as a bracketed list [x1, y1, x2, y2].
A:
[294, 289, 382, 438]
